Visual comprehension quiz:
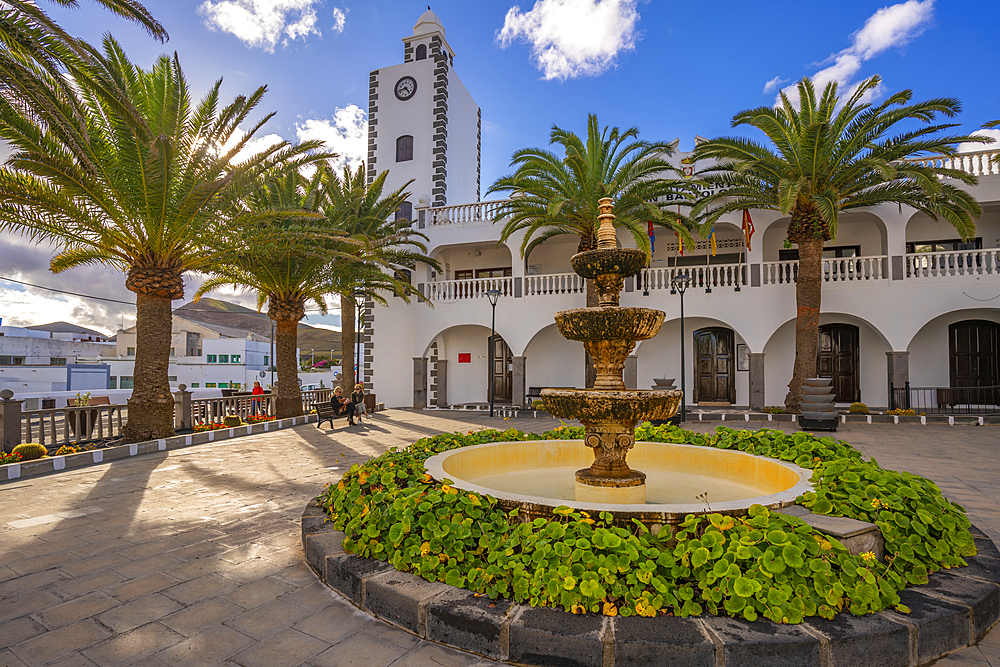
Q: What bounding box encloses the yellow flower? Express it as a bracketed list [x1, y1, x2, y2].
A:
[420, 542, 430, 556]
[861, 551, 877, 563]
[603, 602, 618, 616]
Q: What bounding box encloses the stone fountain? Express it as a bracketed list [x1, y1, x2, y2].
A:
[540, 198, 683, 504]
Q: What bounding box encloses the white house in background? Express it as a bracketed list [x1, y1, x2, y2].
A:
[98, 315, 281, 391]
[0, 324, 113, 393]
[360, 11, 1000, 411]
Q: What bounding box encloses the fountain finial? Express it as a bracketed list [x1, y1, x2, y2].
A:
[597, 197, 616, 250]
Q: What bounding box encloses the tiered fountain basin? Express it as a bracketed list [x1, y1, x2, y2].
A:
[424, 439, 813, 533]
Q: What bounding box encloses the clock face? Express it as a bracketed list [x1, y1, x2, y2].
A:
[394, 76, 417, 100]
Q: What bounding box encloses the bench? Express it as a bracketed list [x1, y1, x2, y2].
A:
[67, 396, 111, 407]
[314, 402, 351, 429]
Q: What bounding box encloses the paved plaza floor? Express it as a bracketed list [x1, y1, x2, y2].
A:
[0, 410, 997, 667]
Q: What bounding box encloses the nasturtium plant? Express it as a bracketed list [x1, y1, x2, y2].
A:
[316, 423, 976, 622]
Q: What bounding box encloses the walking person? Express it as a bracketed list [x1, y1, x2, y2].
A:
[351, 383, 367, 423]
[331, 386, 356, 426]
[251, 381, 264, 415]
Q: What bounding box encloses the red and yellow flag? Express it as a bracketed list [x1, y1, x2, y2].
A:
[742, 209, 755, 252]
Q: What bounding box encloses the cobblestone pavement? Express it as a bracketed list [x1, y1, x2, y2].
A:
[0, 410, 997, 667]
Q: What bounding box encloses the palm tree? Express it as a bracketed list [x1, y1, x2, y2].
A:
[322, 164, 439, 392]
[694, 76, 986, 412]
[487, 113, 696, 385]
[0, 37, 325, 440]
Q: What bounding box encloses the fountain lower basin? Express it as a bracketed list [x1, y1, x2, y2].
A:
[424, 440, 813, 532]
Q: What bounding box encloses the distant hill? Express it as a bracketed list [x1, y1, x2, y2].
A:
[175, 298, 342, 359]
[27, 321, 110, 338]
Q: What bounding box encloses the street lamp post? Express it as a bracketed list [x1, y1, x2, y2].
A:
[670, 274, 691, 422]
[353, 291, 365, 386]
[485, 289, 501, 417]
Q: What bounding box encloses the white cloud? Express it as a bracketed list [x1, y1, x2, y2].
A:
[957, 129, 1000, 154]
[198, 0, 323, 52]
[774, 0, 933, 105]
[762, 76, 789, 95]
[331, 7, 346, 33]
[295, 105, 368, 172]
[222, 128, 287, 164]
[497, 0, 641, 81]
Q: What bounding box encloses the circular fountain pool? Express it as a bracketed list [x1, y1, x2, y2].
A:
[424, 440, 813, 530]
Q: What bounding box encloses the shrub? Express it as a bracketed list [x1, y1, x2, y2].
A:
[318, 423, 974, 622]
[532, 400, 545, 410]
[849, 403, 869, 414]
[0, 451, 24, 465]
[763, 406, 784, 414]
[55, 445, 78, 456]
[12, 443, 47, 460]
[222, 415, 243, 427]
[246, 415, 276, 424]
[886, 409, 916, 416]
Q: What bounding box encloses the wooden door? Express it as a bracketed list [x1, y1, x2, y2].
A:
[693, 328, 735, 403]
[489, 335, 513, 403]
[950, 321, 999, 388]
[817, 324, 860, 403]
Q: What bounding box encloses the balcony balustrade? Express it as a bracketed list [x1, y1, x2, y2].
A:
[425, 200, 508, 226]
[427, 276, 513, 301]
[762, 256, 888, 285]
[906, 149, 1000, 178]
[906, 248, 1000, 278]
[639, 263, 747, 292]
[524, 272, 584, 297]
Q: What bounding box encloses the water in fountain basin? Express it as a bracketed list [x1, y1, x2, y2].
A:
[470, 467, 766, 505]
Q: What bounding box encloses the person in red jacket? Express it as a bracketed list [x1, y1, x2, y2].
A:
[251, 381, 264, 415]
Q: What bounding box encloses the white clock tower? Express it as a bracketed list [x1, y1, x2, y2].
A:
[366, 10, 481, 212]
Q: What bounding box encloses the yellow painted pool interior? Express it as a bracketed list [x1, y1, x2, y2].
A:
[441, 440, 800, 498]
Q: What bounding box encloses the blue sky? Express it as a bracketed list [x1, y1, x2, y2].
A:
[3, 0, 999, 332]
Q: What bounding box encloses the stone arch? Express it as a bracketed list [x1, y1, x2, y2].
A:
[421, 324, 513, 407]
[761, 211, 889, 262]
[762, 313, 892, 407]
[904, 307, 1000, 387]
[522, 322, 585, 393]
[428, 241, 514, 281]
[635, 316, 753, 405]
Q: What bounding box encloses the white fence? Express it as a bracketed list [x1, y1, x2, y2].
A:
[638, 263, 747, 292]
[524, 272, 585, 296]
[425, 200, 509, 226]
[906, 249, 1000, 278]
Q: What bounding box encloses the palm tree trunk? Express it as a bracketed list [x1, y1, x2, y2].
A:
[122, 291, 175, 443]
[341, 292, 356, 392]
[273, 318, 303, 417]
[784, 236, 824, 412]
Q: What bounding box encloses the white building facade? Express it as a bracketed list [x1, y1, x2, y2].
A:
[360, 12, 1000, 413]
[0, 325, 113, 393]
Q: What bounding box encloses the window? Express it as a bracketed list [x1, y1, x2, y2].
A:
[126, 347, 135, 356]
[50, 357, 67, 366]
[264, 356, 269, 366]
[396, 135, 413, 162]
[108, 377, 117, 389]
[415, 44, 427, 60]
[395, 201, 413, 222]
[219, 355, 229, 363]
[207, 354, 217, 363]
[906, 237, 982, 254]
[779, 245, 862, 261]
[206, 382, 216, 388]
[120, 377, 134, 389]
[168, 376, 177, 382]
[170, 348, 176, 356]
[191, 382, 200, 388]
[218, 382, 229, 388]
[0, 356, 25, 365]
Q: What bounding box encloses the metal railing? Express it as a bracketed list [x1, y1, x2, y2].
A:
[762, 256, 888, 285]
[905, 248, 1000, 279]
[425, 200, 509, 226]
[639, 263, 747, 292]
[190, 388, 333, 425]
[21, 404, 125, 447]
[906, 149, 1000, 178]
[427, 276, 513, 301]
[524, 272, 585, 296]
[889, 382, 1000, 414]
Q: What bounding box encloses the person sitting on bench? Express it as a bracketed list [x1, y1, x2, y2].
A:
[331, 386, 356, 426]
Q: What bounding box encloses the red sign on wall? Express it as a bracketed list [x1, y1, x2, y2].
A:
[458, 353, 471, 363]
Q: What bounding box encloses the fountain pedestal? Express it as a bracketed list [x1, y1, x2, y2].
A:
[540, 198, 683, 505]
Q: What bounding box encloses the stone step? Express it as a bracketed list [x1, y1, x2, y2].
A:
[778, 504, 884, 560]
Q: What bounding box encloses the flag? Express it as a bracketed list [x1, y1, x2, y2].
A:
[675, 231, 684, 256]
[742, 209, 755, 252]
[709, 225, 717, 256]
[648, 221, 655, 254]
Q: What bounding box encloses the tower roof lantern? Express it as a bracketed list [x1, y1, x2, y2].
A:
[413, 9, 444, 38]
